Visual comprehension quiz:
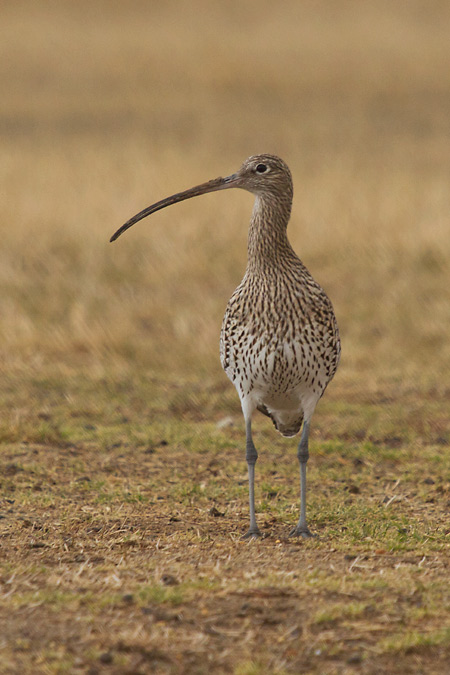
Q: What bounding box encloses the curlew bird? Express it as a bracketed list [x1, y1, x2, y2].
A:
[110, 154, 340, 538]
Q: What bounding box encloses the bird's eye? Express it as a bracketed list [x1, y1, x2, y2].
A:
[255, 163, 268, 173]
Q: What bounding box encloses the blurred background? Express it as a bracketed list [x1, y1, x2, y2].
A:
[1, 0, 450, 419]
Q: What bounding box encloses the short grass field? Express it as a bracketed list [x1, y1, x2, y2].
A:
[1, 1, 449, 673]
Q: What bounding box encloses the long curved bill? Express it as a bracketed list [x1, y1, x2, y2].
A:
[110, 173, 239, 242]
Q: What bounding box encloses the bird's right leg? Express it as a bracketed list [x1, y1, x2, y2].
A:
[242, 418, 262, 539]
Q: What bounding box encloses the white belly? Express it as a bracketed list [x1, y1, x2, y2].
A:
[221, 332, 330, 433]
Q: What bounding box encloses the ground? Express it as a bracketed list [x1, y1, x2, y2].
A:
[0, 1, 449, 673]
[0, 371, 448, 673]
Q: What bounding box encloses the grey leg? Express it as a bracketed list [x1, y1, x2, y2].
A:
[289, 420, 314, 538]
[242, 419, 262, 539]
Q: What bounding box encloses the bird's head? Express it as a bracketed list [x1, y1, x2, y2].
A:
[224, 154, 293, 198]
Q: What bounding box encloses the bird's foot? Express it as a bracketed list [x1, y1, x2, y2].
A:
[241, 527, 262, 540]
[289, 524, 315, 539]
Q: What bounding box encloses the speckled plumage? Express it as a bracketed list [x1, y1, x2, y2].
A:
[111, 153, 340, 539]
[220, 155, 340, 438]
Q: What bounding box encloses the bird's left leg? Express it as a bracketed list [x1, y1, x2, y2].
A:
[290, 419, 315, 538]
[242, 418, 262, 539]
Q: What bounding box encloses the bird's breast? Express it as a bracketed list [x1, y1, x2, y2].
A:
[220, 275, 340, 407]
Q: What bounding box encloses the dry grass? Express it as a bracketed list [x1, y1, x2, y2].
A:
[0, 1, 449, 673]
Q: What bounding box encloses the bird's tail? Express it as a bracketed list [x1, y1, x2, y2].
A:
[257, 404, 303, 438]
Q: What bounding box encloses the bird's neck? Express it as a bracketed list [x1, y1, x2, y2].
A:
[246, 193, 295, 273]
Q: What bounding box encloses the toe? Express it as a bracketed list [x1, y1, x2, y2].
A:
[289, 526, 315, 539]
[241, 528, 262, 540]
